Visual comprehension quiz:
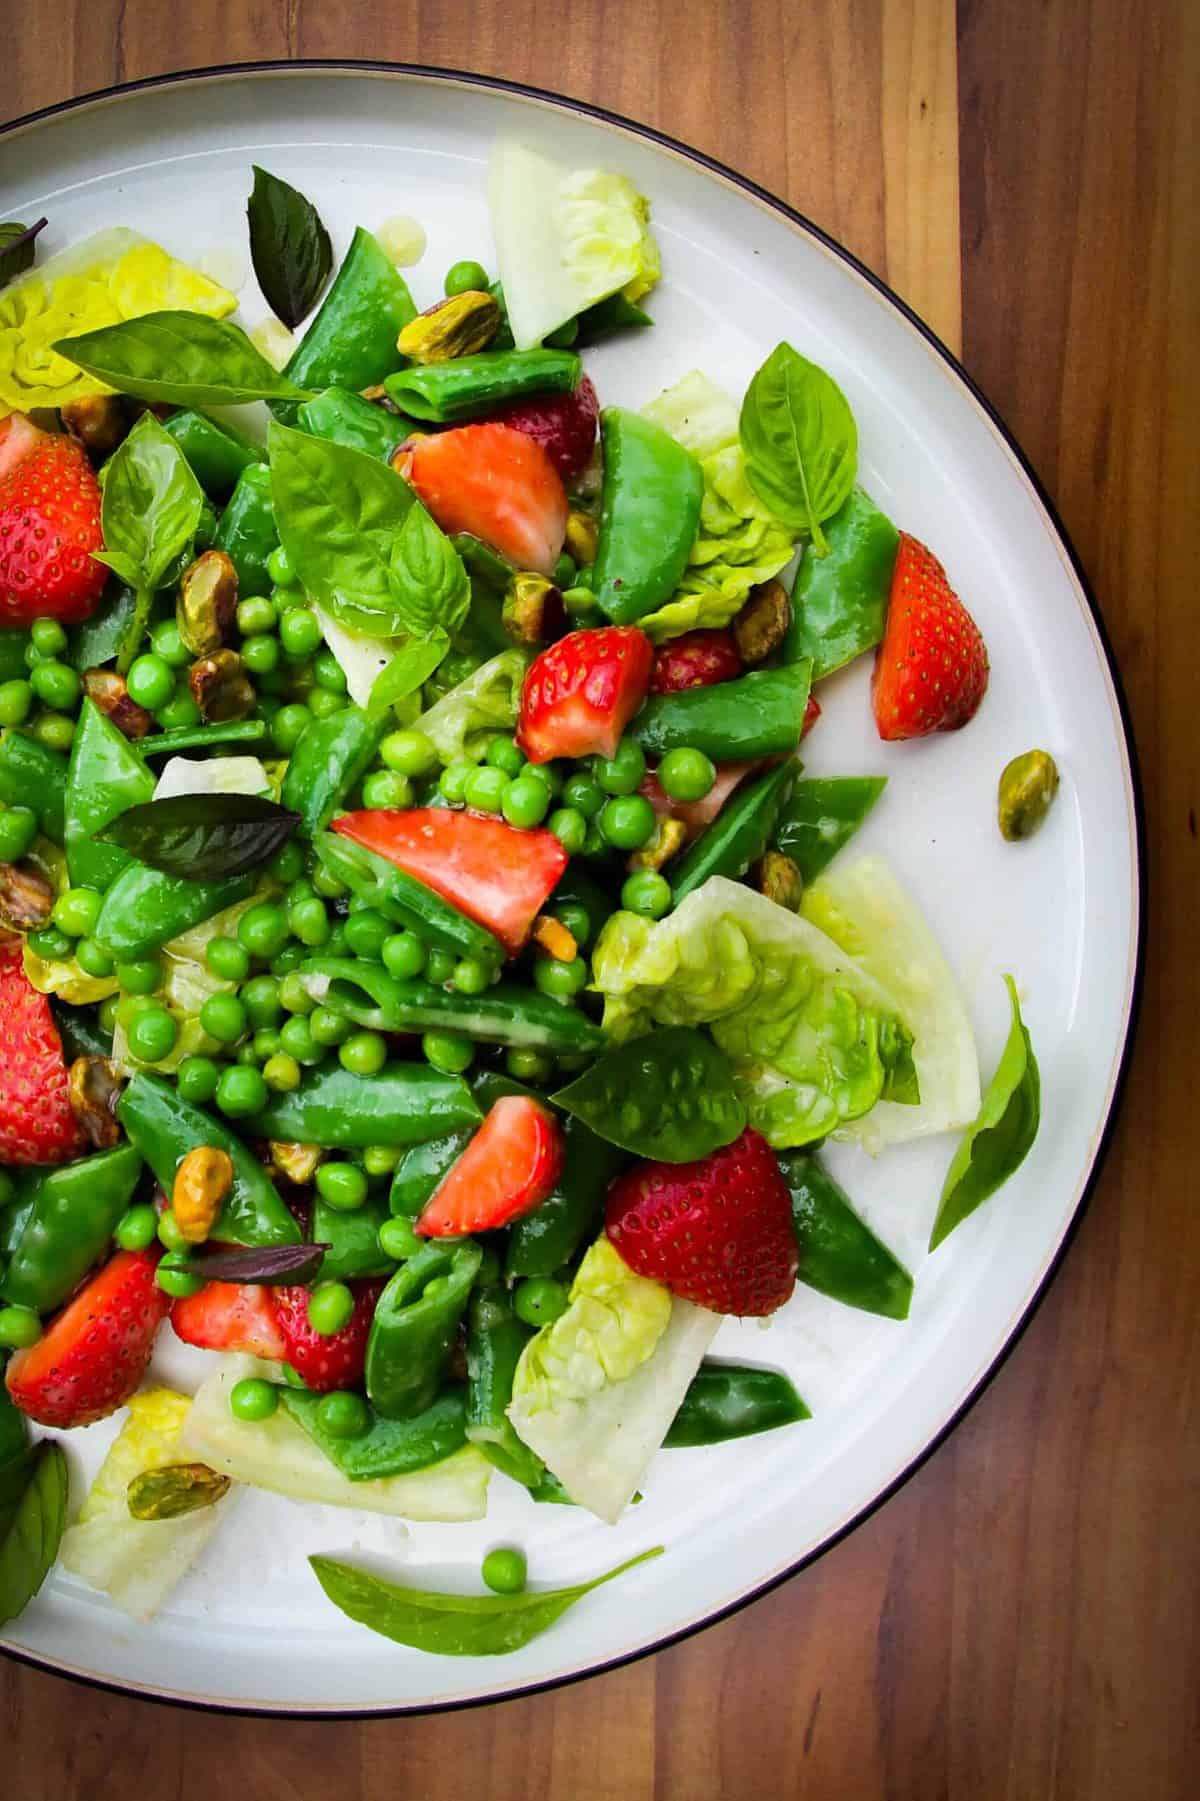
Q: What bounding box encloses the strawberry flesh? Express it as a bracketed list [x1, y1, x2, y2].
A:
[872, 533, 989, 740]
[272, 1280, 383, 1393]
[405, 421, 568, 575]
[0, 413, 106, 626]
[417, 1095, 564, 1237]
[0, 937, 86, 1164]
[487, 376, 599, 484]
[517, 625, 654, 763]
[171, 1280, 287, 1362]
[5, 1250, 169, 1428]
[649, 628, 743, 694]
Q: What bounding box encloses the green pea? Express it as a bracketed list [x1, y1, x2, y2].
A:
[506, 1047, 553, 1083]
[502, 774, 551, 829]
[28, 925, 72, 961]
[380, 729, 438, 778]
[598, 794, 656, 851]
[242, 633, 280, 676]
[200, 990, 248, 1045]
[75, 935, 115, 978]
[308, 687, 346, 721]
[242, 975, 283, 1030]
[127, 1004, 178, 1063]
[0, 804, 38, 862]
[279, 971, 316, 1015]
[272, 701, 312, 753]
[229, 1377, 279, 1422]
[288, 894, 330, 948]
[451, 956, 491, 996]
[362, 769, 413, 810]
[481, 1547, 527, 1595]
[362, 1144, 402, 1178]
[268, 840, 306, 885]
[157, 1209, 190, 1254]
[315, 1160, 369, 1211]
[155, 1258, 207, 1300]
[238, 903, 291, 960]
[339, 1030, 387, 1076]
[150, 618, 191, 667]
[206, 935, 251, 982]
[312, 649, 348, 693]
[280, 606, 322, 660]
[378, 1216, 421, 1261]
[422, 1030, 474, 1075]
[216, 1063, 269, 1118]
[115, 1202, 159, 1252]
[547, 807, 587, 855]
[562, 772, 605, 818]
[0, 679, 33, 727]
[33, 711, 75, 752]
[237, 595, 276, 636]
[463, 765, 509, 813]
[342, 909, 391, 960]
[0, 1305, 43, 1350]
[657, 746, 716, 803]
[271, 944, 307, 981]
[263, 1051, 302, 1093]
[551, 900, 592, 946]
[125, 654, 174, 711]
[253, 1028, 282, 1062]
[30, 617, 68, 658]
[97, 995, 120, 1034]
[444, 258, 490, 296]
[533, 954, 587, 999]
[524, 760, 562, 797]
[236, 1040, 263, 1067]
[50, 885, 101, 939]
[272, 583, 304, 614]
[279, 1014, 322, 1064]
[561, 585, 598, 619]
[267, 544, 296, 588]
[484, 735, 525, 777]
[382, 930, 426, 980]
[424, 946, 456, 986]
[621, 870, 673, 919]
[30, 658, 81, 712]
[155, 690, 201, 731]
[117, 956, 161, 996]
[438, 760, 474, 804]
[595, 739, 646, 796]
[316, 1390, 371, 1439]
[308, 1281, 354, 1337]
[176, 1056, 220, 1104]
[553, 552, 577, 588]
[514, 1277, 570, 1328]
[310, 1004, 350, 1047]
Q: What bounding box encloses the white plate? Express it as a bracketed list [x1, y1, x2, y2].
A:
[0, 65, 1142, 1715]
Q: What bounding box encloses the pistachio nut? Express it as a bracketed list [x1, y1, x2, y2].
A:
[396, 290, 501, 364]
[502, 572, 564, 645]
[753, 850, 804, 912]
[269, 1140, 324, 1185]
[60, 393, 129, 458]
[0, 860, 55, 932]
[68, 1055, 125, 1149]
[177, 549, 239, 657]
[172, 1145, 235, 1244]
[628, 815, 687, 872]
[564, 508, 599, 567]
[998, 749, 1060, 841]
[531, 915, 578, 962]
[126, 1462, 232, 1522]
[733, 578, 791, 665]
[82, 668, 153, 740]
[189, 648, 255, 722]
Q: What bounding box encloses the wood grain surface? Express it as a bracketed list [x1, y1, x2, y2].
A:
[1, 3, 1196, 1796]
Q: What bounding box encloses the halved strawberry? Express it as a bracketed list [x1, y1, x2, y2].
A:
[649, 629, 743, 694]
[403, 421, 568, 575]
[0, 412, 106, 626]
[0, 936, 86, 1165]
[872, 533, 989, 739]
[517, 625, 654, 763]
[272, 1280, 383, 1393]
[170, 1281, 287, 1362]
[5, 1250, 169, 1428]
[333, 807, 567, 957]
[487, 376, 599, 484]
[802, 693, 821, 737]
[417, 1096, 563, 1238]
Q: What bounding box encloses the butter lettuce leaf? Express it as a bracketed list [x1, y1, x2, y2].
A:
[413, 648, 532, 763]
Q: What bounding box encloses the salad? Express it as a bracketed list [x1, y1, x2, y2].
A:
[0, 143, 1049, 1659]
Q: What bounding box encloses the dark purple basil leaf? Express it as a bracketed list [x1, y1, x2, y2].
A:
[247, 167, 332, 330]
[0, 219, 47, 291]
[184, 1242, 330, 1285]
[97, 792, 301, 879]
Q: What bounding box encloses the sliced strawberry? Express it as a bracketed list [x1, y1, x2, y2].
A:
[170, 1281, 287, 1361]
[0, 937, 86, 1165]
[272, 1280, 383, 1393]
[0, 412, 106, 626]
[487, 376, 599, 484]
[517, 625, 654, 763]
[606, 1127, 798, 1317]
[333, 807, 567, 957]
[802, 693, 821, 738]
[417, 1096, 564, 1238]
[641, 759, 758, 843]
[649, 629, 743, 694]
[872, 533, 989, 740]
[5, 1250, 169, 1428]
[403, 421, 568, 575]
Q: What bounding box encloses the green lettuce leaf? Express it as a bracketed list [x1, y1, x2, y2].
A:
[642, 368, 741, 458]
[413, 648, 532, 763]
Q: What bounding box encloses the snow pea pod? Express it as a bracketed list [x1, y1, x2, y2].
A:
[64, 699, 155, 892]
[670, 761, 798, 904]
[572, 292, 653, 347]
[119, 1071, 301, 1248]
[0, 730, 67, 842]
[297, 388, 413, 461]
[162, 410, 265, 501]
[300, 957, 605, 1055]
[0, 1142, 144, 1315]
[384, 350, 581, 424]
[279, 1386, 468, 1480]
[0, 1179, 36, 1260]
[94, 863, 254, 959]
[773, 775, 888, 883]
[247, 1062, 481, 1150]
[631, 663, 812, 761]
[592, 409, 704, 624]
[281, 707, 385, 839]
[389, 1128, 475, 1219]
[783, 486, 899, 678]
[664, 1361, 810, 1446]
[0, 631, 29, 682]
[312, 1195, 393, 1281]
[212, 463, 277, 599]
[284, 226, 416, 399]
[365, 1240, 482, 1421]
[136, 720, 269, 759]
[779, 1149, 913, 1319]
[465, 1285, 543, 1488]
[314, 831, 504, 973]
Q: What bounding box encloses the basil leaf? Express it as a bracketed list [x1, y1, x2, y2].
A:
[368, 631, 450, 717]
[0, 1442, 68, 1626]
[929, 976, 1040, 1251]
[739, 342, 858, 555]
[98, 414, 205, 594]
[53, 310, 313, 407]
[0, 218, 47, 290]
[388, 507, 472, 638]
[70, 584, 137, 668]
[310, 1546, 662, 1656]
[98, 793, 302, 879]
[182, 1241, 330, 1285]
[248, 165, 333, 330]
[552, 1026, 746, 1162]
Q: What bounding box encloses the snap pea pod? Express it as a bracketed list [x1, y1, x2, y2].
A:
[670, 761, 799, 904]
[779, 1149, 913, 1320]
[365, 1240, 482, 1420]
[0, 1179, 36, 1259]
[314, 831, 504, 973]
[312, 1196, 393, 1281]
[279, 1387, 468, 1480]
[64, 698, 155, 892]
[296, 388, 414, 461]
[280, 707, 385, 839]
[783, 486, 899, 678]
[773, 776, 888, 883]
[664, 1362, 810, 1447]
[162, 410, 265, 501]
[0, 1143, 144, 1315]
[452, 534, 515, 594]
[592, 409, 704, 624]
[0, 631, 29, 682]
[389, 1129, 475, 1219]
[136, 720, 269, 758]
[0, 730, 67, 842]
[465, 1285, 544, 1488]
[384, 350, 581, 424]
[300, 957, 606, 1054]
[248, 1062, 481, 1150]
[284, 227, 416, 399]
[212, 463, 277, 599]
[95, 863, 254, 960]
[119, 1071, 301, 1248]
[70, 586, 136, 670]
[572, 292, 653, 347]
[631, 663, 812, 761]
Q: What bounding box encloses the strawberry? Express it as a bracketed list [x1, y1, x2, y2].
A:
[641, 760, 757, 843]
[272, 1279, 383, 1393]
[5, 1250, 169, 1428]
[0, 412, 106, 626]
[333, 807, 567, 957]
[417, 1096, 564, 1238]
[170, 1280, 287, 1362]
[403, 421, 568, 575]
[605, 1127, 798, 1317]
[872, 533, 989, 740]
[802, 693, 821, 738]
[0, 937, 86, 1164]
[517, 626, 654, 763]
[648, 628, 743, 694]
[487, 376, 599, 484]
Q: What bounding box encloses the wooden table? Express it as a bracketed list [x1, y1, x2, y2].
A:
[2, 4, 1195, 1795]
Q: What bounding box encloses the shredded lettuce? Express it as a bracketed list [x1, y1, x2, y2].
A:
[643, 369, 741, 458]
[413, 648, 531, 763]
[508, 1238, 717, 1523]
[489, 142, 661, 349]
[591, 876, 917, 1147]
[312, 604, 398, 710]
[152, 755, 271, 800]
